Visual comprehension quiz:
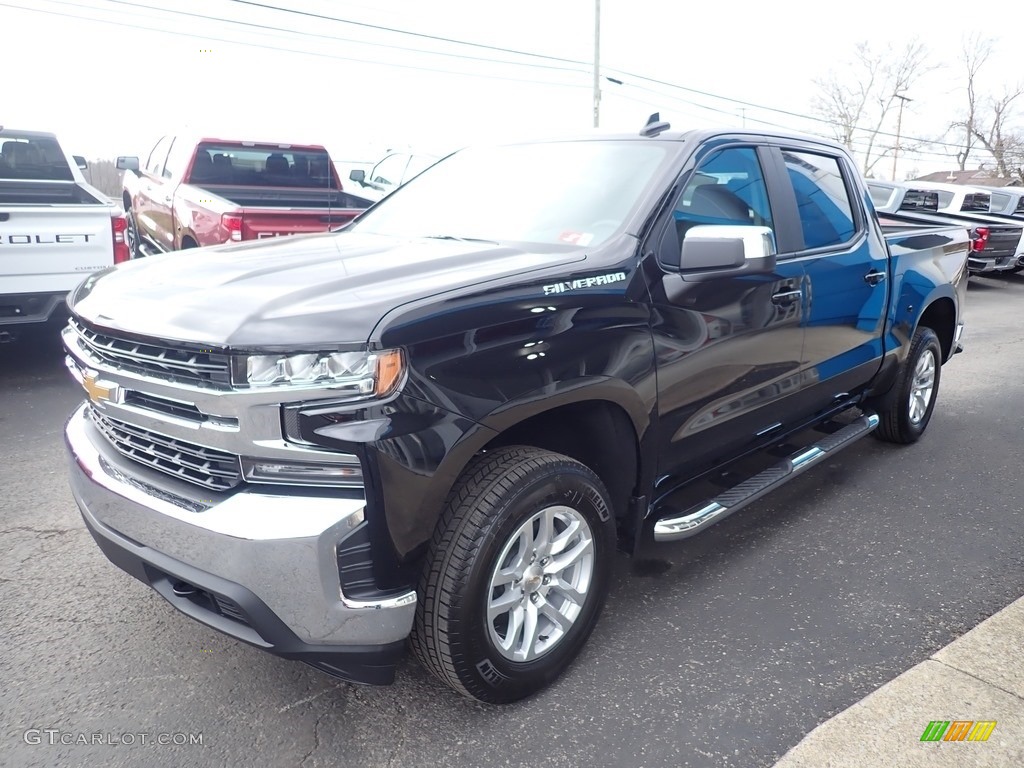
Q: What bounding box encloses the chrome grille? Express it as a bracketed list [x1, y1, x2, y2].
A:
[89, 408, 242, 491]
[70, 318, 232, 389]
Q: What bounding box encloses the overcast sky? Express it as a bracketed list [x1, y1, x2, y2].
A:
[2, 0, 1022, 179]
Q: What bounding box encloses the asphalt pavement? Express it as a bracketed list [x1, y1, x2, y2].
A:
[2, 272, 1024, 768]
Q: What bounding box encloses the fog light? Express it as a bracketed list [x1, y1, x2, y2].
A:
[241, 457, 363, 487]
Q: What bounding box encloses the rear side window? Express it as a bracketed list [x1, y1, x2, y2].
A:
[990, 192, 1010, 211]
[782, 150, 856, 250]
[961, 193, 991, 212]
[868, 185, 894, 209]
[0, 134, 73, 181]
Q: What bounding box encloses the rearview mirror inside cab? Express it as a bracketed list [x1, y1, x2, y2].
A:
[680, 225, 777, 273]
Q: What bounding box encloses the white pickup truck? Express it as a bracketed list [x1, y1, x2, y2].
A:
[0, 127, 129, 341]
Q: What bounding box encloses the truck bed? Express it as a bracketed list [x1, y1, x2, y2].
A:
[192, 184, 373, 211]
[0, 180, 109, 206]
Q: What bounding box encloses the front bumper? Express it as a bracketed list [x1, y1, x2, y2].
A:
[64, 402, 416, 685]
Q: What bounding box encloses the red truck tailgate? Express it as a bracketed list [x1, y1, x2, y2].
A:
[236, 208, 365, 240]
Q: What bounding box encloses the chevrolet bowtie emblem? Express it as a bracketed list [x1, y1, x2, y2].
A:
[82, 370, 117, 405]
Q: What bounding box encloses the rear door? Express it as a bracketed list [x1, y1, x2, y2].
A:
[765, 144, 889, 415]
[0, 206, 114, 297]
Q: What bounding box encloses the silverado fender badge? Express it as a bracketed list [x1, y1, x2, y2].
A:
[543, 271, 627, 296]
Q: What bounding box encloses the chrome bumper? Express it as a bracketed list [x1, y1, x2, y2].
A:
[65, 402, 416, 652]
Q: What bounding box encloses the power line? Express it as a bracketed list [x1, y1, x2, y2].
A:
[7, 0, 982, 160]
[611, 81, 968, 162]
[0, 0, 591, 89]
[227, 0, 589, 66]
[93, 0, 592, 75]
[225, 0, 971, 151]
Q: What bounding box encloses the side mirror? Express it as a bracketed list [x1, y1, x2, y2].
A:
[116, 156, 140, 171]
[349, 169, 366, 184]
[73, 156, 88, 170]
[679, 225, 776, 277]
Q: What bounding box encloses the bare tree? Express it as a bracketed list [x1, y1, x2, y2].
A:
[949, 35, 1024, 180]
[970, 87, 1024, 179]
[812, 39, 936, 178]
[952, 34, 992, 170]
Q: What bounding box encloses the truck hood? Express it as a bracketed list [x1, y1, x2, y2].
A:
[69, 231, 586, 348]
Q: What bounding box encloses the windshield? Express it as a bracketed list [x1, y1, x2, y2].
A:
[0, 134, 73, 181]
[346, 141, 669, 247]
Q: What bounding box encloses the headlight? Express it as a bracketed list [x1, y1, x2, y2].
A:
[242, 348, 405, 397]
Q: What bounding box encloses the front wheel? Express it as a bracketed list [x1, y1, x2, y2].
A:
[872, 326, 942, 444]
[410, 446, 616, 704]
[125, 209, 143, 259]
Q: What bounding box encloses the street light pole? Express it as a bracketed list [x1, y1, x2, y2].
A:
[892, 93, 912, 181]
[593, 0, 601, 128]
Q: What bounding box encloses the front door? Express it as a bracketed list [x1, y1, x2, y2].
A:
[647, 143, 807, 489]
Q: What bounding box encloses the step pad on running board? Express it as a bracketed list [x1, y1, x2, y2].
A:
[652, 411, 880, 542]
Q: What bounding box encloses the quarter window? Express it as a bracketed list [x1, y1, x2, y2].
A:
[782, 150, 856, 250]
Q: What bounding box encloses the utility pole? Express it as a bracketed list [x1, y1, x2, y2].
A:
[592, 0, 601, 128]
[892, 93, 912, 181]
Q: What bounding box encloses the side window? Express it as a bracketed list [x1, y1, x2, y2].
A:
[781, 150, 856, 251]
[145, 137, 170, 175]
[371, 154, 408, 186]
[162, 138, 189, 179]
[671, 145, 774, 238]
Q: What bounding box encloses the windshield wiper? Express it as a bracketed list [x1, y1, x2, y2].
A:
[422, 234, 498, 244]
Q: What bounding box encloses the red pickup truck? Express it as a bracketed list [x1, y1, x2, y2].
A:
[115, 135, 373, 257]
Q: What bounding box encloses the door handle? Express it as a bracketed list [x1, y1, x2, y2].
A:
[771, 290, 802, 305]
[864, 270, 887, 285]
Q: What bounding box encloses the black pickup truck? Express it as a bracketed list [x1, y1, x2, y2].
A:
[62, 121, 970, 704]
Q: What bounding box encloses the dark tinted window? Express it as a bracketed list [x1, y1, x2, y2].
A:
[961, 193, 991, 212]
[190, 143, 336, 187]
[782, 150, 856, 250]
[0, 134, 73, 181]
[900, 189, 939, 211]
[1015, 197, 1024, 214]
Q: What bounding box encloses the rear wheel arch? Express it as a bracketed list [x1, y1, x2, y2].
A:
[915, 296, 956, 362]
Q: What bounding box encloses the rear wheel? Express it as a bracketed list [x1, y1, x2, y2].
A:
[410, 446, 616, 704]
[872, 326, 942, 444]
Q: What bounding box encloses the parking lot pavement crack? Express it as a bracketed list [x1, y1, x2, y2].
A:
[1, 526, 80, 538]
[299, 709, 329, 768]
[929, 658, 1024, 703]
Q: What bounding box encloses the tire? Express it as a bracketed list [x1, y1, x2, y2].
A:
[872, 326, 942, 444]
[125, 209, 143, 259]
[410, 446, 616, 704]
